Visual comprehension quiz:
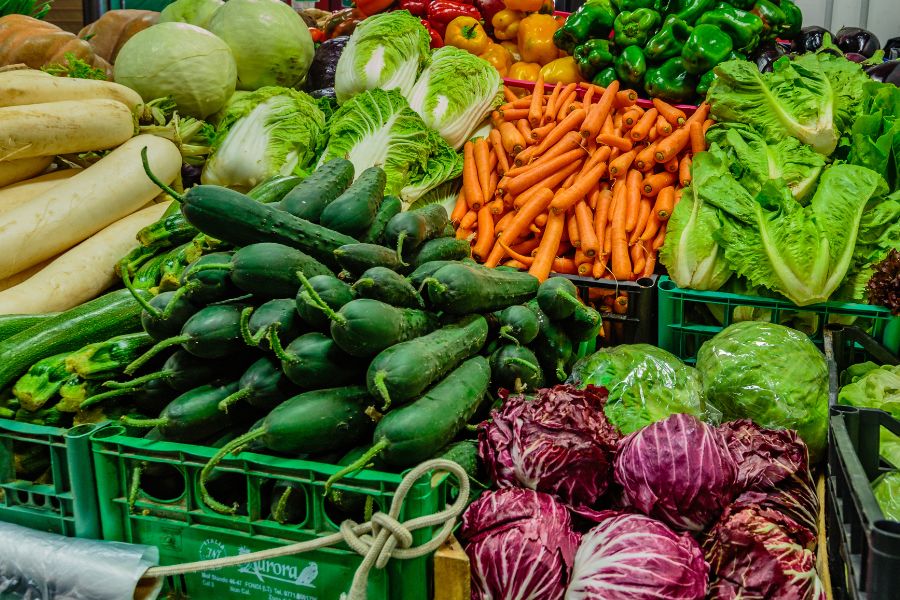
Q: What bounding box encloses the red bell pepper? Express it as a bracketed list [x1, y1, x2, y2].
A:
[421, 18, 445, 47]
[398, 0, 428, 16]
[309, 27, 326, 43]
[356, 0, 395, 17]
[474, 0, 506, 34]
[427, 0, 483, 37]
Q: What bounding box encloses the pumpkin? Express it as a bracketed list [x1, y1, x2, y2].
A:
[78, 10, 159, 64]
[0, 15, 111, 76]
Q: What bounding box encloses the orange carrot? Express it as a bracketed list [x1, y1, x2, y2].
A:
[624, 169, 642, 232]
[503, 86, 518, 103]
[531, 123, 555, 141]
[674, 187, 683, 206]
[631, 243, 646, 275]
[596, 133, 633, 152]
[491, 110, 503, 129]
[534, 108, 587, 156]
[689, 121, 704, 155]
[499, 121, 527, 155]
[502, 108, 530, 121]
[576, 200, 598, 258]
[475, 137, 491, 202]
[510, 237, 541, 255]
[562, 168, 579, 189]
[450, 189, 467, 225]
[664, 156, 679, 173]
[504, 148, 587, 195]
[629, 197, 651, 245]
[579, 80, 619, 139]
[529, 210, 566, 282]
[513, 160, 583, 209]
[610, 182, 631, 280]
[620, 107, 644, 129]
[543, 82, 562, 124]
[602, 114, 615, 135]
[516, 119, 532, 143]
[521, 131, 583, 172]
[456, 227, 474, 240]
[462, 141, 484, 210]
[500, 96, 534, 111]
[514, 145, 537, 167]
[652, 98, 687, 127]
[652, 223, 667, 250]
[702, 118, 714, 137]
[555, 83, 577, 121]
[641, 249, 657, 277]
[472, 206, 495, 261]
[553, 257, 577, 275]
[654, 185, 676, 220]
[529, 74, 544, 127]
[642, 172, 677, 197]
[460, 209, 477, 230]
[550, 159, 608, 214]
[578, 145, 611, 178]
[499, 240, 535, 265]
[495, 210, 516, 235]
[489, 197, 504, 215]
[686, 101, 710, 125]
[567, 212, 580, 248]
[648, 126, 659, 142]
[678, 155, 692, 187]
[484, 187, 554, 267]
[594, 188, 613, 251]
[489, 129, 510, 175]
[630, 108, 659, 141]
[634, 142, 658, 171]
[656, 114, 673, 136]
[653, 127, 689, 163]
[604, 223, 612, 256]
[582, 85, 595, 107]
[614, 89, 638, 109]
[534, 212, 548, 228]
[608, 149, 636, 179]
[504, 259, 529, 269]
[640, 211, 662, 243]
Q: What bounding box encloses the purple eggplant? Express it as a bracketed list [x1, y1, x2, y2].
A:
[888, 65, 900, 87]
[835, 27, 880, 58]
[844, 52, 867, 63]
[751, 42, 787, 73]
[886, 37, 900, 61]
[181, 164, 203, 189]
[304, 37, 349, 93]
[791, 26, 831, 53]
[866, 60, 900, 83]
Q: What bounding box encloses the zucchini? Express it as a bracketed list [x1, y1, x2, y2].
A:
[120, 381, 240, 442]
[410, 237, 471, 268]
[0, 314, 55, 342]
[140, 291, 201, 341]
[57, 377, 100, 412]
[359, 195, 401, 245]
[425, 263, 539, 314]
[334, 243, 404, 275]
[384, 204, 449, 257]
[200, 385, 376, 513]
[131, 253, 167, 291]
[351, 267, 422, 308]
[12, 353, 70, 412]
[496, 305, 540, 345]
[248, 174, 304, 204]
[218, 357, 296, 413]
[65, 332, 154, 379]
[327, 298, 439, 358]
[526, 300, 573, 383]
[241, 299, 305, 351]
[561, 302, 602, 343]
[156, 242, 193, 292]
[319, 167, 386, 236]
[0, 289, 147, 391]
[295, 275, 354, 330]
[271, 332, 363, 389]
[366, 315, 488, 409]
[536, 277, 582, 320]
[490, 344, 544, 393]
[277, 159, 354, 220]
[136, 209, 196, 249]
[325, 357, 490, 490]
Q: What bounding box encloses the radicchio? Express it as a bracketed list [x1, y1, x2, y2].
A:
[614, 413, 738, 532]
[565, 511, 708, 600]
[461, 487, 581, 600]
[478, 385, 620, 513]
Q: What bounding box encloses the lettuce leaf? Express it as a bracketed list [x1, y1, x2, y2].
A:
[847, 81, 900, 191]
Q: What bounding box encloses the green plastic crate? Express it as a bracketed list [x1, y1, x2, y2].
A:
[657, 276, 895, 363]
[90, 424, 450, 600]
[0, 420, 105, 538]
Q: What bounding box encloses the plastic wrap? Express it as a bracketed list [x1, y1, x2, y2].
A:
[0, 522, 161, 600]
[568, 343, 718, 434]
[695, 321, 829, 463]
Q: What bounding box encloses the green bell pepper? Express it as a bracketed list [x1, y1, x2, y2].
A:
[613, 0, 660, 10]
[779, 0, 802, 39]
[644, 56, 697, 102]
[645, 14, 692, 63]
[574, 39, 616, 80]
[696, 3, 764, 52]
[667, 0, 715, 25]
[682, 23, 733, 74]
[615, 45, 648, 86]
[726, 0, 755, 9]
[593, 66, 617, 87]
[613, 8, 661, 47]
[751, 0, 785, 41]
[696, 68, 717, 95]
[553, 0, 618, 55]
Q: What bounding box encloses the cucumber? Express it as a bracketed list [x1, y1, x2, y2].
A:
[359, 195, 401, 244]
[425, 263, 539, 314]
[351, 267, 422, 308]
[319, 167, 386, 236]
[526, 300, 573, 383]
[248, 174, 304, 204]
[0, 289, 147, 391]
[410, 237, 471, 268]
[218, 357, 296, 413]
[12, 353, 70, 412]
[327, 299, 439, 358]
[120, 381, 240, 442]
[140, 292, 201, 342]
[561, 302, 602, 343]
[271, 480, 307, 524]
[408, 260, 458, 290]
[178, 252, 241, 305]
[241, 299, 305, 351]
[326, 443, 390, 516]
[384, 204, 449, 256]
[200, 386, 375, 513]
[295, 275, 354, 330]
[271, 332, 363, 389]
[334, 243, 404, 275]
[490, 344, 544, 392]
[64, 333, 154, 380]
[536, 277, 581, 320]
[136, 209, 197, 249]
[325, 357, 490, 490]
[367, 315, 488, 409]
[436, 440, 482, 504]
[496, 305, 540, 345]
[0, 314, 55, 342]
[278, 159, 355, 220]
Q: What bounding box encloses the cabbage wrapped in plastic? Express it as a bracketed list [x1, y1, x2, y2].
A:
[478, 385, 620, 514]
[568, 344, 717, 434]
[565, 511, 708, 600]
[615, 413, 738, 532]
[462, 487, 581, 600]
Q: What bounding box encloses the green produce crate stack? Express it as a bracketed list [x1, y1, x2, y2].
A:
[89, 424, 451, 599]
[100, 0, 175, 11]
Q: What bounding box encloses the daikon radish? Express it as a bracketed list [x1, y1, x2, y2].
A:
[0, 156, 52, 187]
[0, 134, 181, 280]
[0, 257, 56, 292]
[0, 168, 81, 212]
[0, 69, 144, 110]
[0, 99, 134, 161]
[0, 202, 169, 313]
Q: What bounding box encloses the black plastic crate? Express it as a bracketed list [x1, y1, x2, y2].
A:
[561, 273, 657, 349]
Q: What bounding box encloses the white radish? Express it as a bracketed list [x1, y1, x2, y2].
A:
[0, 168, 81, 213]
[0, 134, 181, 280]
[0, 156, 52, 187]
[0, 69, 144, 110]
[0, 257, 56, 292]
[0, 99, 135, 161]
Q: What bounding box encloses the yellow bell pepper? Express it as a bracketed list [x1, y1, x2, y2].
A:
[501, 41, 521, 62]
[503, 0, 544, 12]
[507, 61, 541, 82]
[517, 13, 560, 66]
[479, 42, 513, 77]
[445, 16, 490, 56]
[540, 56, 584, 85]
[491, 8, 523, 41]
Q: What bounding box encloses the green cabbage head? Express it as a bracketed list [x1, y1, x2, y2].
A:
[159, 0, 223, 28]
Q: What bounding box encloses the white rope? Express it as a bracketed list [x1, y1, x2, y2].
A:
[143, 459, 470, 600]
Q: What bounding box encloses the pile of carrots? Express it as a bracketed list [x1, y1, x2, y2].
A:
[451, 76, 712, 282]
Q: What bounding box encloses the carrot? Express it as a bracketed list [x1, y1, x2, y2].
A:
[579, 80, 618, 139]
[678, 155, 691, 187]
[499, 240, 535, 265]
[525, 131, 582, 171]
[653, 185, 676, 220]
[596, 133, 632, 152]
[641, 249, 657, 277]
[648, 126, 659, 142]
[567, 212, 580, 248]
[488, 170, 499, 200]
[582, 85, 595, 107]
[629, 197, 651, 245]
[686, 101, 710, 125]
[610, 181, 631, 280]
[531, 123, 555, 141]
[484, 187, 554, 267]
[588, 184, 600, 209]
[456, 227, 474, 240]
[489, 129, 510, 175]
[635, 143, 658, 171]
[664, 156, 679, 173]
[504, 259, 529, 269]
[502, 108, 530, 121]
[674, 187, 683, 206]
[653, 126, 689, 163]
[631, 243, 645, 275]
[501, 96, 534, 111]
[488, 197, 504, 215]
[529, 75, 544, 127]
[543, 82, 562, 125]
[550, 159, 608, 214]
[642, 172, 676, 197]
[499, 121, 527, 155]
[512, 160, 582, 209]
[510, 237, 541, 255]
[624, 169, 642, 233]
[495, 210, 516, 235]
[602, 114, 615, 135]
[656, 115, 673, 136]
[462, 141, 484, 210]
[575, 200, 598, 258]
[640, 211, 662, 243]
[534, 212, 548, 228]
[604, 223, 612, 256]
[652, 98, 687, 127]
[450, 189, 467, 225]
[503, 86, 518, 103]
[555, 83, 577, 121]
[562, 168, 579, 189]
[575, 246, 590, 266]
[608, 149, 635, 178]
[702, 118, 714, 137]
[652, 224, 667, 250]
[614, 89, 638, 109]
[529, 210, 566, 282]
[553, 257, 577, 275]
[578, 145, 611, 178]
[516, 119, 532, 142]
[504, 148, 587, 196]
[630, 108, 659, 141]
[534, 108, 587, 157]
[459, 210, 477, 230]
[513, 145, 537, 167]
[620, 107, 644, 129]
[530, 223, 542, 235]
[594, 188, 613, 252]
[689, 120, 704, 155]
[491, 110, 503, 129]
[472, 205, 495, 261]
[475, 137, 491, 202]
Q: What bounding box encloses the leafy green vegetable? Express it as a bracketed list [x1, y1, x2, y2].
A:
[334, 11, 431, 105]
[847, 81, 900, 192]
[873, 472, 900, 520]
[0, 0, 50, 18]
[159, 0, 223, 28]
[42, 52, 107, 80]
[839, 361, 900, 466]
[405, 46, 503, 151]
[317, 88, 461, 205]
[201, 86, 326, 191]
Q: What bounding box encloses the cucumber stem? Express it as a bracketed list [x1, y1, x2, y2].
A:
[239, 307, 257, 347]
[125, 335, 190, 375]
[79, 387, 136, 409]
[323, 439, 389, 496]
[498, 326, 520, 346]
[372, 370, 393, 411]
[272, 486, 293, 524]
[141, 146, 185, 202]
[269, 332, 298, 364]
[554, 360, 566, 382]
[122, 270, 161, 318]
[396, 232, 408, 266]
[104, 369, 171, 390]
[161, 283, 197, 319]
[128, 462, 144, 511]
[200, 428, 267, 514]
[296, 270, 346, 326]
[217, 387, 252, 413]
[119, 415, 168, 428]
[420, 277, 447, 295]
[507, 357, 540, 373]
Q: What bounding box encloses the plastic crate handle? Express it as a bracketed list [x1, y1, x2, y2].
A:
[141, 459, 470, 600]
